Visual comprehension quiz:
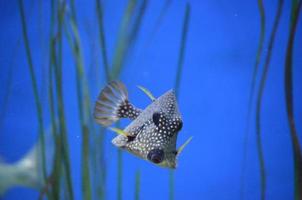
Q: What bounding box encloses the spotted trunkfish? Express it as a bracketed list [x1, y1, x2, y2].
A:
[93, 81, 192, 169]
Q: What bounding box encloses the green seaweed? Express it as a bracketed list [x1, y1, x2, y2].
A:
[117, 149, 123, 200]
[47, 1, 60, 199]
[170, 3, 190, 200]
[96, 0, 110, 81]
[255, 1, 284, 199]
[54, 2, 75, 199]
[239, 0, 266, 197]
[18, 0, 47, 188]
[95, 1, 110, 197]
[65, 3, 93, 199]
[174, 2, 190, 99]
[134, 170, 141, 200]
[110, 0, 137, 80]
[284, 1, 302, 199]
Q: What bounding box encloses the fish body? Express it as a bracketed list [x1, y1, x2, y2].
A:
[94, 81, 189, 169]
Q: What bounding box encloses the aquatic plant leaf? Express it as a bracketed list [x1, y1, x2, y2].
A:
[18, 0, 47, 187]
[50, 1, 75, 199]
[240, 0, 266, 197]
[110, 0, 137, 80]
[284, 1, 302, 199]
[66, 3, 94, 199]
[137, 85, 156, 101]
[96, 0, 110, 81]
[174, 3, 190, 98]
[255, 1, 284, 199]
[134, 170, 141, 200]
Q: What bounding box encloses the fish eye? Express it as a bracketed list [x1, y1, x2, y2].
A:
[175, 120, 183, 132]
[152, 112, 161, 126]
[147, 149, 164, 164]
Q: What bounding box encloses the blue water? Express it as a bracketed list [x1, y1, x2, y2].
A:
[0, 0, 301, 199]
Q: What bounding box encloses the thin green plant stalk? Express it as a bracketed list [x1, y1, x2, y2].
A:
[117, 148, 123, 200]
[65, 5, 94, 199]
[239, 0, 266, 197]
[174, 2, 190, 99]
[170, 3, 190, 200]
[95, 130, 107, 200]
[18, 0, 47, 187]
[129, 0, 148, 45]
[96, 0, 110, 196]
[96, 0, 110, 81]
[48, 39, 60, 199]
[47, 2, 61, 199]
[95, 0, 111, 195]
[95, 0, 110, 194]
[54, 2, 75, 199]
[255, 1, 284, 200]
[284, 1, 302, 199]
[110, 0, 137, 80]
[134, 170, 141, 200]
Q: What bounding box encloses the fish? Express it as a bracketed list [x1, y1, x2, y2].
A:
[94, 80, 192, 169]
[0, 129, 54, 195]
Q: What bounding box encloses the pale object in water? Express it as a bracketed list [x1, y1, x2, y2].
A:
[0, 133, 54, 195]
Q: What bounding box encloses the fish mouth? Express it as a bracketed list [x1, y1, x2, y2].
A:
[156, 159, 177, 169]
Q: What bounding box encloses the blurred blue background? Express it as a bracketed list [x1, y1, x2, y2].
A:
[0, 0, 301, 199]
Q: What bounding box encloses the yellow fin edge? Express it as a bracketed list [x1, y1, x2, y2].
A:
[177, 136, 193, 156]
[108, 127, 129, 137]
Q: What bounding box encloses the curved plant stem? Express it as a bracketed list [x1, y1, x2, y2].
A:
[18, 0, 47, 187]
[55, 2, 75, 199]
[96, 0, 110, 81]
[110, 0, 136, 80]
[255, 1, 284, 200]
[240, 0, 266, 197]
[65, 5, 93, 199]
[284, 1, 302, 199]
[174, 3, 190, 99]
[117, 149, 123, 200]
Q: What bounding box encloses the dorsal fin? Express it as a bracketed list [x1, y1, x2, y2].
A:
[137, 85, 156, 101]
[177, 136, 193, 156]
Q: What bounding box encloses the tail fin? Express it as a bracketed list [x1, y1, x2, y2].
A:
[94, 81, 129, 126]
